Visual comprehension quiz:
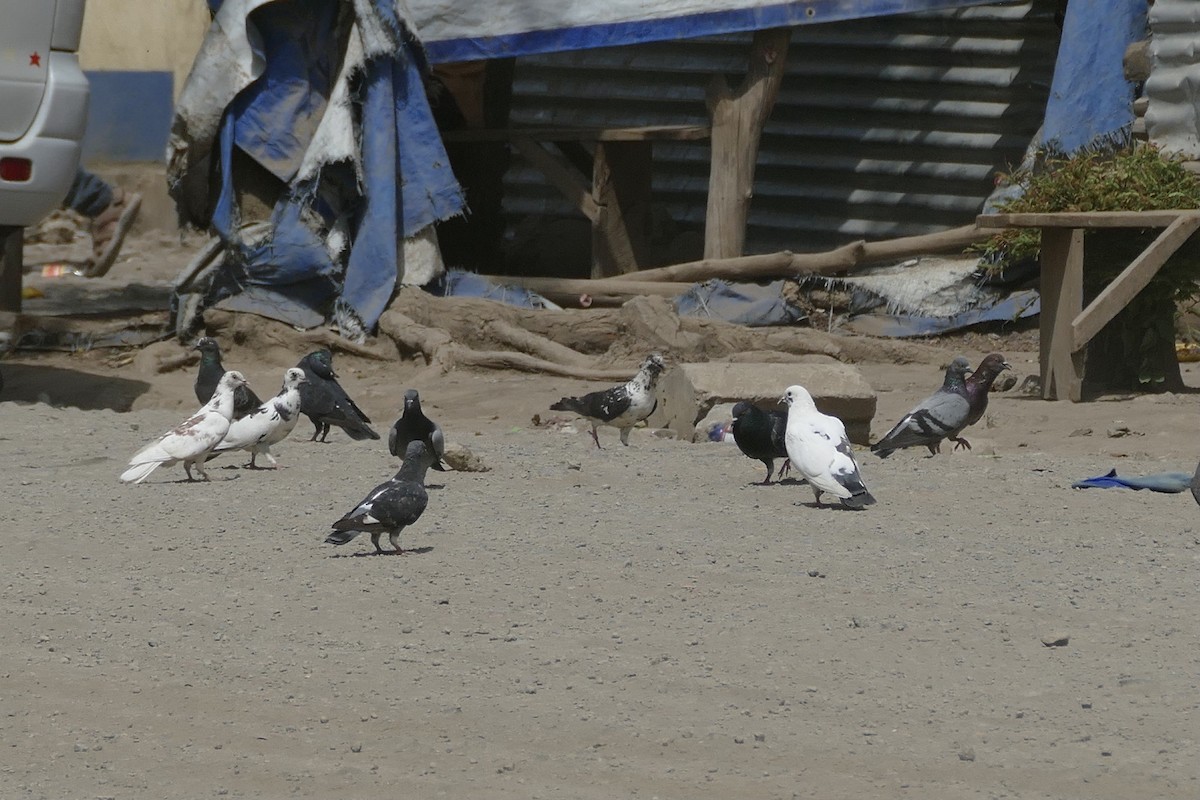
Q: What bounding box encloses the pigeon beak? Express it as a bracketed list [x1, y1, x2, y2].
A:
[1001, 361, 1013, 371]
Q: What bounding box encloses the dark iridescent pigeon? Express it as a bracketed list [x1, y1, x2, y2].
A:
[871, 356, 973, 458]
[296, 349, 380, 442]
[955, 353, 1013, 450]
[194, 337, 261, 419]
[389, 389, 447, 471]
[731, 401, 791, 484]
[325, 440, 435, 554]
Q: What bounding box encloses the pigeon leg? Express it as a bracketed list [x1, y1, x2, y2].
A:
[810, 486, 824, 506]
[619, 426, 631, 446]
[318, 423, 331, 443]
[951, 436, 972, 451]
[308, 421, 321, 442]
[760, 460, 774, 485]
[191, 460, 210, 482]
[779, 459, 791, 480]
[590, 425, 602, 450]
[925, 443, 939, 457]
[184, 461, 196, 481]
[388, 531, 406, 554]
[370, 532, 385, 554]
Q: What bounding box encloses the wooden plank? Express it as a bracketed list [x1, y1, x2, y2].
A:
[590, 141, 653, 278]
[0, 226, 23, 313]
[1039, 228, 1085, 401]
[977, 210, 1199, 229]
[1071, 214, 1200, 351]
[510, 137, 600, 222]
[443, 125, 711, 143]
[704, 27, 791, 260]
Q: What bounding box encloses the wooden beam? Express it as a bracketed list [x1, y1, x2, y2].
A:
[1071, 214, 1200, 351]
[1039, 228, 1085, 401]
[703, 27, 791, 260]
[977, 210, 1200, 229]
[591, 141, 653, 278]
[0, 226, 23, 313]
[510, 137, 600, 222]
[443, 125, 711, 143]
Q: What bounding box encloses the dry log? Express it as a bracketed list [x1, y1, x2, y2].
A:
[593, 223, 988, 286]
[378, 308, 636, 381]
[483, 319, 593, 366]
[479, 274, 686, 307]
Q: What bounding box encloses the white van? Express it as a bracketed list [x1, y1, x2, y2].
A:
[0, 0, 90, 226]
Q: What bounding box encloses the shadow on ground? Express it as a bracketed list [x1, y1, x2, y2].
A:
[0, 362, 151, 412]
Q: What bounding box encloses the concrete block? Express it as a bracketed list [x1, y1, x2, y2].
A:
[648, 362, 876, 444]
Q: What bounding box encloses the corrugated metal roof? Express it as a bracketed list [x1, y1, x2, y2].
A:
[1145, 0, 1200, 158]
[503, 0, 1061, 258]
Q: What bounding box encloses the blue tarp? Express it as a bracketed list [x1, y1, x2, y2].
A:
[171, 0, 464, 333]
[1039, 0, 1147, 153]
[1071, 469, 1194, 493]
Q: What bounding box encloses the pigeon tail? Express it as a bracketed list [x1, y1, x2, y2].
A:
[119, 461, 161, 484]
[841, 489, 877, 509]
[549, 397, 585, 415]
[341, 419, 381, 440]
[325, 528, 362, 545]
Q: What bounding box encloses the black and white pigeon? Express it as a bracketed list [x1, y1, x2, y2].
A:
[731, 400, 792, 484]
[296, 349, 380, 442]
[389, 388, 447, 471]
[549, 353, 666, 449]
[121, 370, 248, 484]
[782, 384, 876, 509]
[209, 367, 306, 468]
[955, 353, 1012, 450]
[193, 337, 261, 419]
[871, 356, 973, 458]
[325, 440, 436, 554]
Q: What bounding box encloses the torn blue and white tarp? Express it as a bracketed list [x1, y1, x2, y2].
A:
[168, 0, 464, 335]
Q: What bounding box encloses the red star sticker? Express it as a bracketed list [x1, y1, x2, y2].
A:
[30, 52, 41, 67]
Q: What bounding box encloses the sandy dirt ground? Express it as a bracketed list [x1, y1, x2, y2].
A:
[1, 231, 1198, 799]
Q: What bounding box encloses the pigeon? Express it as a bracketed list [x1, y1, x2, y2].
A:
[325, 440, 436, 554]
[209, 367, 306, 468]
[871, 356, 973, 458]
[549, 353, 666, 448]
[193, 337, 261, 419]
[953, 353, 1013, 451]
[296, 349, 380, 442]
[120, 370, 248, 484]
[389, 388, 447, 471]
[1190, 462, 1200, 507]
[731, 401, 792, 484]
[782, 384, 876, 509]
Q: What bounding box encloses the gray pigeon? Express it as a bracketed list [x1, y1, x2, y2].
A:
[549, 353, 666, 449]
[325, 440, 435, 554]
[1191, 462, 1200, 507]
[389, 389, 447, 471]
[871, 357, 972, 458]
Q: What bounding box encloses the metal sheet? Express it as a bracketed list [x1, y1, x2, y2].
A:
[504, 0, 1060, 256]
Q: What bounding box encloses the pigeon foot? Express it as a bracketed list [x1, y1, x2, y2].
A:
[951, 437, 972, 451]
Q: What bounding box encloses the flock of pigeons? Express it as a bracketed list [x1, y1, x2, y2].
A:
[116, 341, 1012, 553]
[729, 352, 1012, 507]
[119, 338, 447, 554]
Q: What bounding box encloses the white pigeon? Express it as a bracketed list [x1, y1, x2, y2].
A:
[209, 367, 307, 468]
[119, 371, 248, 484]
[782, 384, 876, 509]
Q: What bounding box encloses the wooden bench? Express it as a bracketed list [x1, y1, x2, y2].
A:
[976, 210, 1200, 401]
[443, 125, 710, 279]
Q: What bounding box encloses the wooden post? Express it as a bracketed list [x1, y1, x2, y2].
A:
[1039, 228, 1085, 400]
[0, 226, 23, 313]
[591, 141, 653, 278]
[703, 27, 791, 260]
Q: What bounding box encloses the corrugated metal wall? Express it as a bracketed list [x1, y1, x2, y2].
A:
[1145, 0, 1200, 158]
[504, 0, 1061, 258]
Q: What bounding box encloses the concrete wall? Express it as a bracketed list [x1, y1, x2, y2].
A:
[77, 0, 211, 162]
